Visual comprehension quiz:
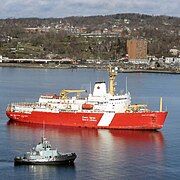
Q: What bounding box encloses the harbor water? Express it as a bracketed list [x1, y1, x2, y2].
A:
[0, 67, 180, 179]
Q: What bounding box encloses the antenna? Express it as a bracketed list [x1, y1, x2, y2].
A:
[160, 97, 163, 112]
[42, 120, 45, 142]
[43, 122, 44, 138]
[90, 81, 92, 94]
[126, 77, 128, 94]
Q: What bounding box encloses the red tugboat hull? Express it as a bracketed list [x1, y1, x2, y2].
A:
[6, 111, 168, 130]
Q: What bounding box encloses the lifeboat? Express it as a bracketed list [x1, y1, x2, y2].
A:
[82, 103, 93, 110]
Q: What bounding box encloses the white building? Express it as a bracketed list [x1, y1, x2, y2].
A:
[0, 55, 2, 62]
[169, 49, 179, 56]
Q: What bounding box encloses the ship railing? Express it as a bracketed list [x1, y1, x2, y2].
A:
[6, 102, 58, 113]
[10, 102, 37, 106]
[7, 102, 45, 112]
[9, 102, 56, 108]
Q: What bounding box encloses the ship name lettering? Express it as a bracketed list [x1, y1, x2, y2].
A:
[82, 116, 97, 121]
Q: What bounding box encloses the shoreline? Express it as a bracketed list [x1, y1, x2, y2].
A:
[0, 63, 180, 74]
[0, 63, 106, 70]
[119, 69, 180, 74]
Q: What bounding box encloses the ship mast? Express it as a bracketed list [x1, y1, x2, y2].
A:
[108, 65, 118, 96]
[42, 120, 45, 143]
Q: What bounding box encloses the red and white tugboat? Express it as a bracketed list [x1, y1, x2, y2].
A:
[6, 66, 168, 130]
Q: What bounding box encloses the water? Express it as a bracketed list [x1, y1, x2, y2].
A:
[0, 67, 180, 179]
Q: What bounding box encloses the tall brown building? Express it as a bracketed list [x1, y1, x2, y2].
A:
[127, 39, 147, 60]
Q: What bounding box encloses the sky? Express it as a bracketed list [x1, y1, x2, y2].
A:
[0, 0, 179, 19]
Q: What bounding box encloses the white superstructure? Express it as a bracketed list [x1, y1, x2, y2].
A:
[8, 66, 131, 114]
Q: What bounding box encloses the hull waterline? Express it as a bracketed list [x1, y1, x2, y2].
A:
[6, 111, 168, 130]
[14, 157, 76, 166]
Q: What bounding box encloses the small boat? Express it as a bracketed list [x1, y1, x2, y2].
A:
[14, 137, 77, 165]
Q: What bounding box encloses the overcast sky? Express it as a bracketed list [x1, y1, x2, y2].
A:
[0, 0, 179, 19]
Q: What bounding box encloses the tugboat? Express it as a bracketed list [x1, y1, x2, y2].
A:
[14, 137, 77, 165]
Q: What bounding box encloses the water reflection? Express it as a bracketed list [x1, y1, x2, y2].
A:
[7, 121, 164, 139]
[7, 121, 164, 158]
[14, 164, 76, 179]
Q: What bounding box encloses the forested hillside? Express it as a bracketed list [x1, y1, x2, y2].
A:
[0, 13, 179, 60]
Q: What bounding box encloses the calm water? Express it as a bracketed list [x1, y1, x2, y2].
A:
[0, 67, 180, 179]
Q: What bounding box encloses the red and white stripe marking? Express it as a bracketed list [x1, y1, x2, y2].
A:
[97, 112, 115, 127]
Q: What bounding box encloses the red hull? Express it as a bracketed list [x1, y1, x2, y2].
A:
[6, 110, 168, 130]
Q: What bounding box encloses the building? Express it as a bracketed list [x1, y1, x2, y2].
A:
[127, 39, 147, 60]
[169, 49, 179, 56]
[0, 55, 2, 63]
